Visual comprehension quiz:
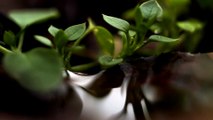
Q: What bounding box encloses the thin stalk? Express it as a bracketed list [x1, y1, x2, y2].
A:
[73, 24, 94, 46]
[69, 62, 98, 72]
[65, 18, 96, 69]
[0, 45, 12, 54]
[134, 29, 147, 51]
[126, 31, 132, 56]
[17, 31, 25, 52]
[118, 31, 129, 58]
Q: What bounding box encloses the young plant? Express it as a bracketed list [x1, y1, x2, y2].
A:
[0, 0, 208, 119]
[98, 0, 180, 68]
[123, 0, 203, 54]
[33, 0, 181, 71]
[33, 0, 181, 73]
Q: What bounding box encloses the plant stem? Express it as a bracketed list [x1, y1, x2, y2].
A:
[65, 18, 96, 70]
[0, 45, 12, 54]
[126, 31, 133, 56]
[17, 32, 25, 52]
[74, 18, 96, 47]
[69, 62, 98, 72]
[118, 31, 128, 58]
[135, 29, 147, 51]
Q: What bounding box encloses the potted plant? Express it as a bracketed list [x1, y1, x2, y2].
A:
[0, 0, 212, 120]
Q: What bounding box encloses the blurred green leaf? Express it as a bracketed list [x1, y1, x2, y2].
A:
[99, 55, 123, 67]
[117, 31, 128, 57]
[148, 35, 179, 43]
[34, 35, 52, 47]
[177, 20, 203, 33]
[48, 25, 60, 37]
[64, 23, 86, 41]
[139, 0, 163, 21]
[54, 30, 68, 51]
[150, 23, 162, 34]
[135, 5, 144, 27]
[166, 0, 190, 7]
[68, 45, 85, 53]
[128, 30, 137, 38]
[71, 62, 97, 72]
[102, 14, 130, 32]
[65, 45, 86, 56]
[3, 31, 16, 47]
[122, 7, 137, 20]
[93, 26, 114, 55]
[3, 48, 63, 93]
[8, 8, 59, 29]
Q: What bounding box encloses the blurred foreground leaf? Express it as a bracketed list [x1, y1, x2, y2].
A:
[3, 48, 63, 93]
[8, 9, 59, 29]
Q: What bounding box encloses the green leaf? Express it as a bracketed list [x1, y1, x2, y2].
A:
[3, 31, 16, 47]
[98, 55, 123, 67]
[128, 30, 137, 39]
[135, 4, 144, 27]
[34, 35, 52, 47]
[54, 30, 68, 51]
[167, 0, 190, 7]
[8, 8, 59, 29]
[118, 31, 128, 56]
[177, 20, 203, 33]
[128, 30, 137, 48]
[122, 7, 137, 20]
[48, 25, 60, 37]
[102, 14, 130, 32]
[68, 45, 85, 53]
[148, 35, 179, 42]
[71, 62, 97, 72]
[150, 23, 162, 34]
[139, 0, 163, 21]
[93, 26, 114, 55]
[3, 48, 63, 93]
[64, 23, 86, 41]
